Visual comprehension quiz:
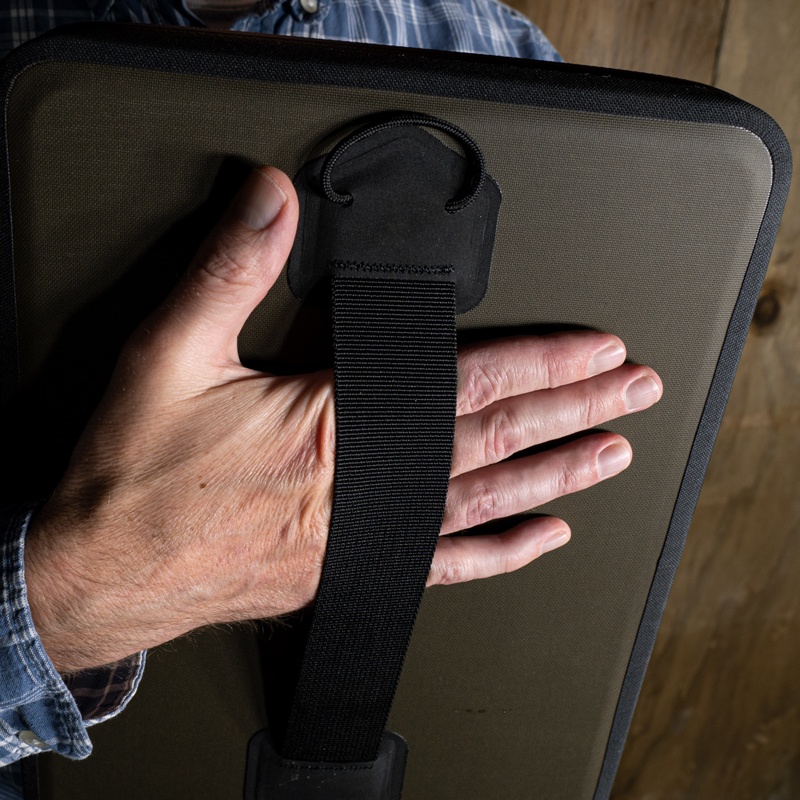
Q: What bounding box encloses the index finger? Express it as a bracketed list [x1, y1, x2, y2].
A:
[457, 331, 627, 416]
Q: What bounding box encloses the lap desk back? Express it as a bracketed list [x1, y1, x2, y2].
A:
[0, 22, 790, 800]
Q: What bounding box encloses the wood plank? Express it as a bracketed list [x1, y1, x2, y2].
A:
[503, 1, 799, 796]
[509, 0, 726, 83]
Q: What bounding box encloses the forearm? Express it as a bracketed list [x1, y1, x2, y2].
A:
[23, 506, 120, 675]
[0, 502, 93, 765]
[0, 503, 146, 767]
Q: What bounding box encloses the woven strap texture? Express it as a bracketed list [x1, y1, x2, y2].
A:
[281, 274, 457, 763]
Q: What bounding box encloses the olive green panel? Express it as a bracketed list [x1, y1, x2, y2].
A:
[37, 628, 268, 799]
[9, 61, 771, 800]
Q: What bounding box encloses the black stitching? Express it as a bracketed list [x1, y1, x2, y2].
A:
[330, 259, 453, 275]
[278, 761, 374, 772]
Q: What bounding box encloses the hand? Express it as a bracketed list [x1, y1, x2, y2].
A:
[22, 165, 662, 674]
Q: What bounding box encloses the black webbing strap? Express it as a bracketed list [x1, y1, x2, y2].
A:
[280, 272, 457, 764]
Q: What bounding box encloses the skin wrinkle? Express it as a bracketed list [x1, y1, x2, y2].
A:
[458, 356, 505, 415]
[483, 403, 520, 464]
[450, 362, 650, 479]
[456, 332, 610, 416]
[464, 482, 499, 530]
[540, 337, 580, 389]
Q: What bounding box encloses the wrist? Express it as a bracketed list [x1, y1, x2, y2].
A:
[23, 501, 204, 673]
[23, 507, 133, 674]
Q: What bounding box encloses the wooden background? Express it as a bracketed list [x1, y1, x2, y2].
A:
[504, 1, 800, 797]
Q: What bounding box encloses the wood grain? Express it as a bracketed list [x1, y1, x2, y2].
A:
[504, 0, 800, 796]
[512, 0, 727, 83]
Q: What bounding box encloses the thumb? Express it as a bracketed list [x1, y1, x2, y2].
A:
[149, 165, 299, 372]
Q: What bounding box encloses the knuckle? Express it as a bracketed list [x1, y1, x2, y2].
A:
[482, 406, 518, 463]
[555, 461, 584, 497]
[436, 558, 469, 586]
[462, 360, 503, 414]
[464, 482, 499, 529]
[197, 246, 255, 292]
[296, 491, 333, 549]
[541, 344, 572, 389]
[581, 390, 605, 430]
[315, 390, 337, 471]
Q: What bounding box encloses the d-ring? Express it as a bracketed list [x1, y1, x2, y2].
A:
[319, 111, 487, 214]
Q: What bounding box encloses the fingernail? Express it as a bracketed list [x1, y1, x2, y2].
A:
[597, 443, 632, 479]
[234, 168, 287, 230]
[625, 376, 660, 411]
[541, 529, 571, 554]
[587, 343, 625, 376]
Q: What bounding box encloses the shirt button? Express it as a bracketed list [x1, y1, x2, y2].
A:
[18, 730, 47, 748]
[300, 0, 318, 13]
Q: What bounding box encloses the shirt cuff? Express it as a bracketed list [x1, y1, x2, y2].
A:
[64, 651, 146, 726]
[0, 502, 145, 766]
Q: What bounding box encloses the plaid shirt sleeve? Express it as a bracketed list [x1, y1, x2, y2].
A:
[0, 503, 146, 771]
[225, 0, 563, 60]
[0, 0, 562, 63]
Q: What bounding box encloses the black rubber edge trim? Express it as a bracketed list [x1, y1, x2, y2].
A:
[0, 23, 792, 798]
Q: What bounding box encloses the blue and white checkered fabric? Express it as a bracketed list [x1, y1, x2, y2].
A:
[0, 0, 562, 61]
